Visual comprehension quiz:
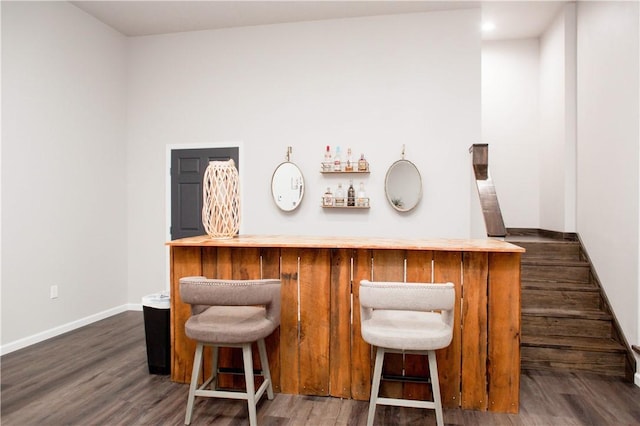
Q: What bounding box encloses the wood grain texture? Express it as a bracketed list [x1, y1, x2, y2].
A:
[329, 248, 352, 398]
[215, 247, 233, 278]
[5, 312, 639, 426]
[488, 252, 521, 413]
[168, 234, 525, 253]
[169, 241, 523, 413]
[351, 249, 373, 401]
[201, 247, 218, 277]
[279, 248, 299, 395]
[170, 246, 202, 383]
[511, 232, 632, 380]
[299, 248, 331, 395]
[461, 252, 488, 410]
[522, 311, 612, 338]
[433, 251, 462, 409]
[261, 247, 282, 392]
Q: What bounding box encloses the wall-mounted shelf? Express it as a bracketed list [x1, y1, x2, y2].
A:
[320, 159, 370, 209]
[320, 170, 370, 174]
[321, 205, 370, 209]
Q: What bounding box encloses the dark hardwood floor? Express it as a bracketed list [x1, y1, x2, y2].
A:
[2, 311, 640, 425]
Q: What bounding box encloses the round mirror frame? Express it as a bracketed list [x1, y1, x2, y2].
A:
[384, 159, 423, 212]
[271, 162, 305, 212]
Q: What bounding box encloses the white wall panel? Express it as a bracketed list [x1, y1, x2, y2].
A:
[482, 38, 540, 229]
[1, 2, 128, 346]
[576, 0, 639, 356]
[126, 10, 481, 300]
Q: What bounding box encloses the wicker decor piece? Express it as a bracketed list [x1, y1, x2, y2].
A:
[202, 159, 240, 239]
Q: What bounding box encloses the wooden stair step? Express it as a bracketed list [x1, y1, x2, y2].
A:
[522, 307, 613, 339]
[521, 262, 590, 283]
[522, 312, 613, 339]
[521, 335, 628, 376]
[522, 287, 601, 310]
[521, 259, 589, 267]
[506, 228, 577, 240]
[521, 346, 626, 377]
[509, 228, 634, 379]
[521, 335, 626, 353]
[521, 281, 597, 291]
[522, 307, 611, 320]
[512, 241, 581, 261]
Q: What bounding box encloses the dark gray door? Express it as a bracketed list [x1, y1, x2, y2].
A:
[170, 147, 239, 239]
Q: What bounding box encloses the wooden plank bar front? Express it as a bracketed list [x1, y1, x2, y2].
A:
[168, 235, 523, 413]
[488, 252, 521, 413]
[461, 252, 489, 410]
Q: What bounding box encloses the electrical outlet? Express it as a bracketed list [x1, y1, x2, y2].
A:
[50, 285, 58, 299]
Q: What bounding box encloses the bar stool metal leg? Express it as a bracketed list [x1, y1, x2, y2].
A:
[428, 350, 444, 426]
[257, 338, 274, 400]
[185, 342, 204, 425]
[242, 343, 258, 426]
[210, 345, 219, 390]
[367, 346, 385, 426]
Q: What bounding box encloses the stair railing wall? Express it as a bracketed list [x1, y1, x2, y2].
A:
[469, 144, 507, 238]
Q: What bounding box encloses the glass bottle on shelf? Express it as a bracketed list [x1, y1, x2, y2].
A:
[334, 183, 345, 207]
[358, 153, 368, 172]
[322, 145, 332, 172]
[333, 146, 342, 172]
[345, 148, 354, 172]
[357, 182, 369, 207]
[347, 180, 355, 206]
[322, 187, 334, 207]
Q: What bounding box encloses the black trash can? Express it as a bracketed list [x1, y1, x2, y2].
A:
[142, 293, 170, 375]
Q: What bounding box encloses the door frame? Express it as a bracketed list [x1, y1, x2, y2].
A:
[164, 141, 245, 289]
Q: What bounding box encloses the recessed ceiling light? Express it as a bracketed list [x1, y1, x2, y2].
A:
[482, 22, 496, 32]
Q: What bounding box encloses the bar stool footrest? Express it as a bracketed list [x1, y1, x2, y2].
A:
[195, 379, 271, 402]
[376, 397, 437, 410]
[381, 374, 431, 384]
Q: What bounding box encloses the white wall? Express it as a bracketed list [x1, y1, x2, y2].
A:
[482, 39, 540, 229]
[576, 0, 639, 366]
[126, 10, 481, 301]
[539, 4, 577, 233]
[1, 2, 128, 347]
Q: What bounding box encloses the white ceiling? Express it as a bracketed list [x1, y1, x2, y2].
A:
[71, 1, 567, 40]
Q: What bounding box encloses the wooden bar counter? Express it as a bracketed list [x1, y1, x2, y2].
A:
[167, 235, 524, 413]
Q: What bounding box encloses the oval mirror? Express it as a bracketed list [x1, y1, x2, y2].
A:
[271, 162, 305, 211]
[385, 159, 422, 212]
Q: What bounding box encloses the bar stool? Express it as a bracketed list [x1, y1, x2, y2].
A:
[179, 277, 281, 426]
[359, 280, 455, 426]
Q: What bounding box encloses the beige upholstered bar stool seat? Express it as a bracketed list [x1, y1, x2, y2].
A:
[180, 277, 281, 426]
[359, 280, 455, 426]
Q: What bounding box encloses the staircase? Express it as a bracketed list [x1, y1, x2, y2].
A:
[506, 229, 633, 379]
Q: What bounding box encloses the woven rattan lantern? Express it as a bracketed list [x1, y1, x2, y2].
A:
[202, 159, 240, 239]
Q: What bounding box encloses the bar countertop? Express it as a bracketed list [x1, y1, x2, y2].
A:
[167, 234, 525, 253]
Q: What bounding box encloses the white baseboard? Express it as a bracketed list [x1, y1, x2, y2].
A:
[1, 304, 131, 356]
[128, 303, 143, 311]
[635, 372, 640, 388]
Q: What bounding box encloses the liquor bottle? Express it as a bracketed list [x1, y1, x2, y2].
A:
[347, 180, 355, 206]
[357, 182, 369, 207]
[322, 145, 332, 172]
[334, 183, 345, 207]
[358, 153, 368, 172]
[333, 146, 342, 172]
[322, 187, 333, 207]
[345, 148, 354, 172]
